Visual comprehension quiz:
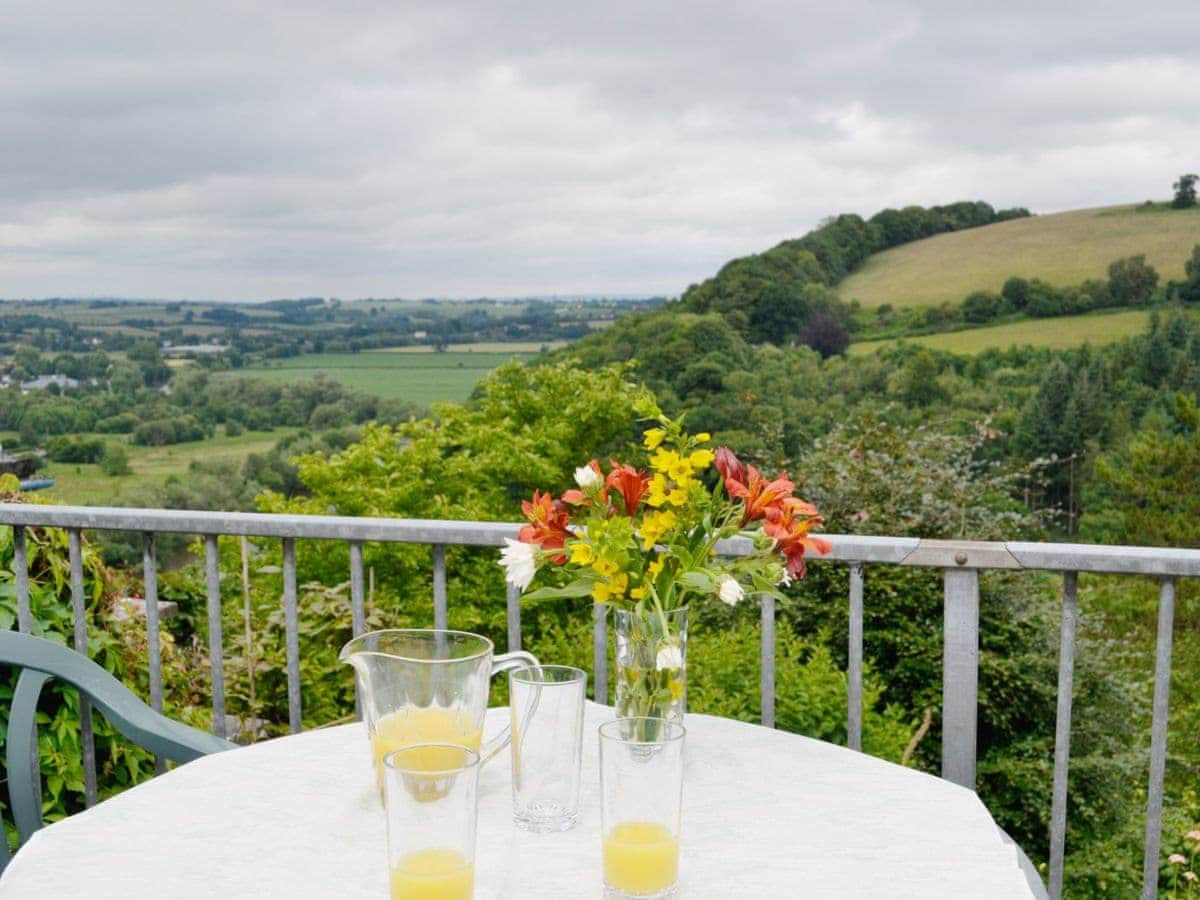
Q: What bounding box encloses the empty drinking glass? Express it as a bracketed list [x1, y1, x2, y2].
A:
[509, 665, 587, 832]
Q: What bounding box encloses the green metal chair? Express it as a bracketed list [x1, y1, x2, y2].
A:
[0, 630, 236, 871]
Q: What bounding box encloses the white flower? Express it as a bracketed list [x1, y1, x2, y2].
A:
[1170, 853, 1188, 865]
[655, 641, 683, 671]
[574, 464, 603, 491]
[717, 574, 744, 607]
[499, 538, 537, 591]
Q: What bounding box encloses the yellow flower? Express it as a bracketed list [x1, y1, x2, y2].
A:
[647, 473, 671, 507]
[694, 432, 711, 443]
[647, 556, 664, 580]
[569, 541, 594, 565]
[650, 448, 681, 474]
[666, 458, 693, 483]
[667, 484, 690, 506]
[593, 573, 628, 603]
[640, 509, 677, 550]
[630, 586, 645, 600]
[643, 428, 666, 450]
[668, 676, 685, 701]
[592, 557, 620, 578]
[688, 449, 714, 470]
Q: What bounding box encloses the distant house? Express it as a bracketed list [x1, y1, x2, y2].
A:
[20, 374, 79, 392]
[161, 342, 230, 355]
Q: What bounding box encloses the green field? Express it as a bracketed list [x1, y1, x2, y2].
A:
[849, 309, 1162, 356]
[839, 204, 1200, 309]
[33, 430, 294, 506]
[227, 344, 560, 405]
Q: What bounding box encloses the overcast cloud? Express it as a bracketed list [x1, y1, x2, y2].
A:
[1, 0, 1197, 300]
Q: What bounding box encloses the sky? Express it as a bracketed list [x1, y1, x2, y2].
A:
[1, 0, 1197, 301]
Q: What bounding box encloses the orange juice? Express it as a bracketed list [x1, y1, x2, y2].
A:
[372, 708, 484, 788]
[390, 848, 473, 900]
[602, 821, 679, 895]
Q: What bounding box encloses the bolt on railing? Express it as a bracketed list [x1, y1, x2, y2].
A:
[3, 503, 1198, 900]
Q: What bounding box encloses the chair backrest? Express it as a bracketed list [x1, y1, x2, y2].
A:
[0, 630, 236, 870]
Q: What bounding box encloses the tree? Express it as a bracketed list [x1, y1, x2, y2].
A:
[1001, 277, 1030, 311]
[1107, 255, 1159, 306]
[897, 351, 948, 407]
[1172, 173, 1198, 209]
[99, 443, 131, 476]
[962, 291, 1002, 324]
[795, 313, 850, 357]
[1092, 394, 1200, 546]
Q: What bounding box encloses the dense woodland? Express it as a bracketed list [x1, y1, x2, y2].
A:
[3, 198, 1200, 895]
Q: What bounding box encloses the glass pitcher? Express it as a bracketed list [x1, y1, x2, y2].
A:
[339, 629, 537, 791]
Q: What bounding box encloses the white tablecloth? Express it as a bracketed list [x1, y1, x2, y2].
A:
[1, 703, 1040, 898]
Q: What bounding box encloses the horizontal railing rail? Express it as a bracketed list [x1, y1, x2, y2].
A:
[2, 502, 1195, 900]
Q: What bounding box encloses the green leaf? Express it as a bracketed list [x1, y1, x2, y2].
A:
[522, 581, 595, 602]
[678, 571, 715, 594]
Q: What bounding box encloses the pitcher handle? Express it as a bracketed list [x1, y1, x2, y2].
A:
[481, 650, 539, 763]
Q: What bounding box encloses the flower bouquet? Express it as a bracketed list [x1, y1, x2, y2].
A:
[499, 402, 829, 722]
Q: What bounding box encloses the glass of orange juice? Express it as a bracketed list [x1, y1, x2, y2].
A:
[383, 744, 480, 900]
[599, 718, 685, 899]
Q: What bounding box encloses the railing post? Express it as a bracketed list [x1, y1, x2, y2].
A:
[760, 593, 776, 729]
[13, 525, 30, 634]
[349, 541, 366, 638]
[432, 545, 447, 630]
[141, 534, 163, 713]
[204, 535, 227, 740]
[1049, 572, 1078, 900]
[142, 533, 165, 775]
[942, 567, 979, 790]
[506, 583, 522, 652]
[1142, 577, 1176, 899]
[847, 562, 864, 751]
[68, 529, 98, 807]
[282, 538, 302, 734]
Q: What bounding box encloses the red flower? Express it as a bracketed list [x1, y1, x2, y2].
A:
[725, 464, 796, 525]
[606, 462, 650, 517]
[764, 498, 831, 578]
[518, 490, 572, 563]
[714, 447, 747, 486]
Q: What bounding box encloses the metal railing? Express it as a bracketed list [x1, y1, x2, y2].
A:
[2, 503, 1196, 900]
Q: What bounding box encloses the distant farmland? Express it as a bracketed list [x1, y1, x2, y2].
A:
[839, 204, 1200, 310]
[848, 309, 1169, 356]
[228, 342, 562, 405]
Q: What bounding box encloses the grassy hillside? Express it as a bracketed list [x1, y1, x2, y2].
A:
[34, 429, 295, 505]
[839, 204, 1200, 309]
[848, 308, 1179, 356]
[226, 343, 560, 405]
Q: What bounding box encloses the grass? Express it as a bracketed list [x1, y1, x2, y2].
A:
[839, 204, 1200, 309]
[848, 309, 1162, 356]
[35, 430, 294, 506]
[367, 341, 565, 354]
[227, 347, 555, 404]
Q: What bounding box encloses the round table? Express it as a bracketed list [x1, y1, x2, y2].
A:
[1, 702, 1042, 898]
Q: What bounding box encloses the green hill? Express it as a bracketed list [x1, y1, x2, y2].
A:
[848, 309, 1167, 356]
[838, 204, 1200, 310]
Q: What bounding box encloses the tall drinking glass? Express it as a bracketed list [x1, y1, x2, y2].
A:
[383, 744, 480, 900]
[509, 665, 586, 832]
[599, 717, 686, 900]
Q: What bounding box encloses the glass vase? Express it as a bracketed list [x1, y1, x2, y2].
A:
[612, 605, 687, 724]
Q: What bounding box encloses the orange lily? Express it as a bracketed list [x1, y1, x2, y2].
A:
[725, 463, 796, 525]
[518, 490, 573, 563]
[606, 462, 650, 517]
